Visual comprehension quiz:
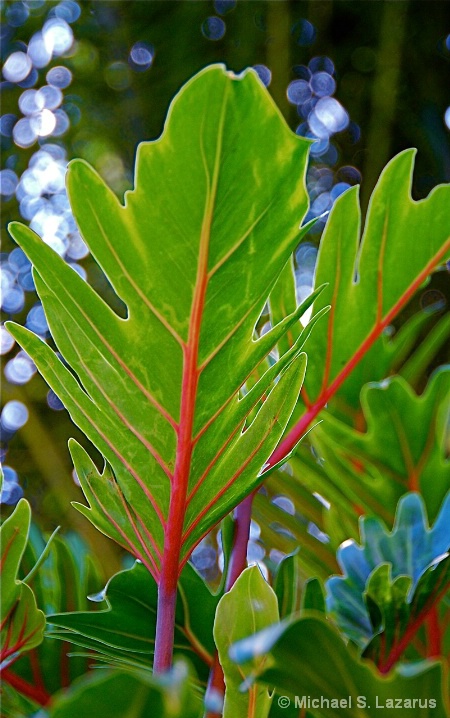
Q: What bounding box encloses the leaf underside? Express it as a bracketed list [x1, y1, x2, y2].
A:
[7, 65, 312, 580]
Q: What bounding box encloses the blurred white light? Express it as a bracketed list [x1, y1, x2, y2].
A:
[26, 304, 48, 335]
[20, 169, 43, 196]
[37, 85, 63, 110]
[0, 169, 19, 197]
[4, 352, 37, 384]
[314, 96, 349, 134]
[3, 52, 32, 83]
[30, 109, 57, 137]
[28, 32, 52, 68]
[19, 89, 45, 115]
[12, 118, 38, 148]
[54, 0, 81, 23]
[1, 287, 25, 314]
[52, 109, 70, 136]
[1, 401, 29, 431]
[46, 65, 72, 88]
[43, 18, 74, 56]
[272, 495, 295, 515]
[68, 262, 87, 280]
[444, 106, 450, 131]
[0, 326, 15, 355]
[0, 266, 15, 294]
[252, 64, 271, 87]
[247, 541, 265, 563]
[66, 232, 89, 260]
[129, 42, 154, 69]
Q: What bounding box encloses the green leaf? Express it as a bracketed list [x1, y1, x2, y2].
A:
[398, 312, 450, 388]
[6, 65, 311, 581]
[0, 500, 45, 669]
[213, 566, 279, 718]
[326, 492, 450, 650]
[47, 560, 218, 679]
[303, 150, 450, 415]
[273, 551, 301, 618]
[301, 578, 326, 614]
[7, 526, 104, 697]
[230, 615, 449, 718]
[45, 660, 202, 718]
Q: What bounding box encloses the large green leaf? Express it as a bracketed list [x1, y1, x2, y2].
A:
[326, 492, 450, 653]
[6, 65, 313, 581]
[230, 615, 449, 718]
[47, 560, 218, 680]
[213, 566, 279, 718]
[0, 500, 45, 670]
[45, 660, 202, 718]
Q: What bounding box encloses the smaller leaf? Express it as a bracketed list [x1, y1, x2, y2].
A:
[301, 578, 326, 614]
[326, 492, 450, 648]
[0, 500, 45, 668]
[213, 566, 279, 718]
[273, 551, 301, 618]
[9, 525, 104, 698]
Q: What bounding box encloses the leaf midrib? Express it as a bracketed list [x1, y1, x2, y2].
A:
[162, 83, 230, 583]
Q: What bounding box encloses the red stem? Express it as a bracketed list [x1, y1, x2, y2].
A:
[425, 606, 441, 658]
[378, 582, 449, 674]
[1, 668, 51, 706]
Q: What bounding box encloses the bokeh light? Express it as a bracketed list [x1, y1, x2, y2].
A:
[129, 41, 154, 72]
[252, 64, 271, 87]
[201, 16, 226, 41]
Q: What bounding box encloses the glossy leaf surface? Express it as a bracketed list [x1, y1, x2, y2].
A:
[256, 369, 450, 581]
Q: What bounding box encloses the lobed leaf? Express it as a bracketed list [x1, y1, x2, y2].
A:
[6, 65, 312, 580]
[304, 150, 450, 413]
[326, 492, 450, 650]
